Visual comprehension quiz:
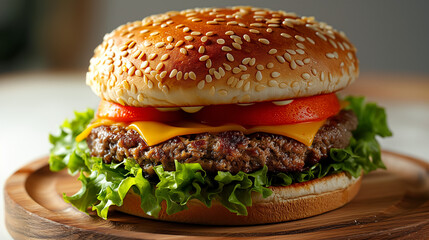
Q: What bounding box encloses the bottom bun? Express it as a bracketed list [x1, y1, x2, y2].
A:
[114, 172, 362, 225]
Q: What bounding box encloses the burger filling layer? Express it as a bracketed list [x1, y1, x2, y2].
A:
[87, 110, 357, 177]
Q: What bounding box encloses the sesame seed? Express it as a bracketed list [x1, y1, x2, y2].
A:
[241, 74, 250, 80]
[148, 80, 154, 88]
[232, 67, 241, 74]
[271, 72, 280, 78]
[267, 62, 274, 69]
[343, 42, 351, 50]
[280, 33, 292, 38]
[175, 24, 184, 29]
[295, 35, 306, 42]
[141, 61, 149, 68]
[128, 41, 136, 48]
[316, 32, 327, 41]
[258, 38, 270, 45]
[256, 84, 265, 92]
[227, 76, 235, 85]
[276, 55, 286, 63]
[206, 31, 215, 36]
[238, 23, 247, 27]
[347, 52, 353, 60]
[214, 18, 225, 22]
[266, 28, 273, 33]
[144, 41, 152, 47]
[326, 53, 335, 59]
[232, 37, 243, 44]
[226, 53, 234, 62]
[169, 69, 178, 78]
[206, 59, 212, 68]
[166, 44, 173, 50]
[185, 45, 194, 49]
[218, 89, 228, 96]
[119, 45, 128, 51]
[135, 69, 142, 77]
[148, 53, 157, 60]
[183, 27, 190, 32]
[206, 74, 213, 82]
[192, 18, 202, 22]
[197, 80, 205, 89]
[198, 46, 205, 54]
[329, 39, 338, 48]
[256, 64, 264, 70]
[250, 23, 263, 27]
[155, 42, 165, 48]
[217, 38, 225, 44]
[311, 68, 318, 75]
[184, 36, 194, 41]
[268, 49, 277, 54]
[236, 80, 244, 88]
[302, 73, 311, 80]
[199, 55, 210, 61]
[239, 64, 247, 71]
[210, 86, 216, 95]
[242, 57, 251, 65]
[290, 60, 297, 70]
[191, 31, 202, 36]
[221, 46, 232, 52]
[180, 48, 187, 55]
[231, 42, 241, 50]
[161, 54, 170, 61]
[156, 62, 164, 71]
[150, 32, 160, 36]
[268, 80, 278, 87]
[306, 37, 315, 44]
[283, 53, 292, 62]
[176, 71, 183, 80]
[296, 49, 305, 55]
[321, 72, 325, 81]
[303, 58, 311, 64]
[220, 64, 230, 72]
[214, 71, 221, 79]
[189, 71, 196, 80]
[184, 72, 189, 80]
[160, 71, 167, 78]
[207, 21, 219, 25]
[249, 29, 260, 34]
[244, 82, 251, 91]
[268, 24, 279, 28]
[340, 62, 345, 67]
[296, 43, 305, 49]
[128, 66, 136, 76]
[140, 29, 149, 34]
[201, 36, 208, 43]
[243, 34, 251, 42]
[249, 58, 256, 66]
[219, 67, 225, 76]
[338, 42, 345, 51]
[296, 60, 304, 66]
[287, 49, 296, 55]
[256, 71, 262, 81]
[175, 40, 184, 47]
[227, 21, 238, 25]
[225, 31, 234, 35]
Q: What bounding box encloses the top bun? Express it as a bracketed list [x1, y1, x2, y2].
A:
[87, 6, 359, 107]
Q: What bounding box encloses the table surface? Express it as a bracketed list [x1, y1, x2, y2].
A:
[1, 71, 428, 239]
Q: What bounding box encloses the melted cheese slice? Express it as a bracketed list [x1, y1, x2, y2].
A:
[76, 119, 325, 147]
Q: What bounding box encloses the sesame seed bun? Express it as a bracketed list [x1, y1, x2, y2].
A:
[114, 171, 362, 225]
[86, 6, 359, 107]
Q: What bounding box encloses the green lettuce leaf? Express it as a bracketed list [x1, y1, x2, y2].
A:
[49, 96, 391, 218]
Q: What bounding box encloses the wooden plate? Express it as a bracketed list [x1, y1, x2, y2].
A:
[5, 151, 429, 239]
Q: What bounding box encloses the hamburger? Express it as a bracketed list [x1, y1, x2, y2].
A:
[49, 6, 391, 225]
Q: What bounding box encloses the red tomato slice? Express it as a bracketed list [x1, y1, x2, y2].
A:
[96, 100, 184, 122]
[193, 93, 340, 126]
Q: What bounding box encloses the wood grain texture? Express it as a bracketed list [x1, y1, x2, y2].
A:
[4, 151, 429, 239]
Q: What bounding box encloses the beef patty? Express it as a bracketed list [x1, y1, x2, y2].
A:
[87, 110, 357, 176]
